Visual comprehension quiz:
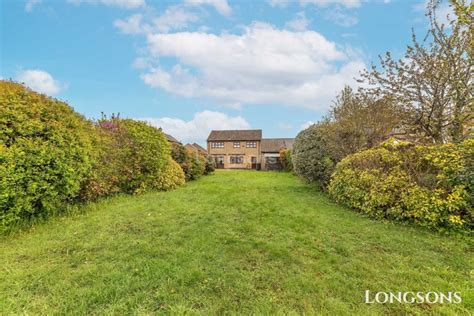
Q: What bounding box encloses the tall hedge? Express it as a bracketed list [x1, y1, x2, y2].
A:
[81, 117, 173, 198]
[328, 139, 474, 231]
[292, 124, 335, 188]
[0, 81, 96, 230]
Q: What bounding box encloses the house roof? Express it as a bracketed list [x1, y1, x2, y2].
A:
[164, 133, 180, 143]
[185, 143, 207, 154]
[192, 143, 207, 153]
[207, 129, 262, 141]
[261, 138, 294, 153]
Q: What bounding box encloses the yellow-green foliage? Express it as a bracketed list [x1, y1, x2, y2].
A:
[154, 159, 185, 190]
[0, 81, 95, 231]
[328, 138, 473, 230]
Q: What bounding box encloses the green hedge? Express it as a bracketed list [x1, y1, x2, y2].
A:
[0, 81, 96, 230]
[154, 159, 185, 190]
[328, 139, 473, 231]
[171, 143, 212, 181]
[293, 124, 335, 188]
[81, 117, 175, 198]
[1, 81, 191, 232]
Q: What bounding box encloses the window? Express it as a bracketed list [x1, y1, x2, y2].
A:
[215, 156, 225, 165]
[246, 141, 257, 148]
[233, 142, 240, 148]
[211, 142, 224, 148]
[266, 157, 278, 164]
[230, 156, 243, 164]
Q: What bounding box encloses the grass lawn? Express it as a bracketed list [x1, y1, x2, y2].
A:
[1, 171, 472, 314]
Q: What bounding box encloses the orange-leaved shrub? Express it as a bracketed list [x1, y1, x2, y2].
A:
[328, 138, 473, 231]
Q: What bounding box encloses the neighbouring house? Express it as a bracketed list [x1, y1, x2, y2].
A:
[261, 138, 294, 170]
[207, 129, 293, 170]
[164, 133, 181, 145]
[185, 143, 208, 155]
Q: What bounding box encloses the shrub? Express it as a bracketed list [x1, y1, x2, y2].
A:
[279, 149, 293, 172]
[0, 81, 96, 230]
[171, 142, 192, 180]
[293, 124, 335, 189]
[188, 151, 206, 180]
[171, 143, 212, 180]
[154, 159, 185, 190]
[82, 117, 172, 196]
[328, 138, 473, 231]
[204, 155, 215, 174]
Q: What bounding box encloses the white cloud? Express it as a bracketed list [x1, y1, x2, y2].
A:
[300, 0, 362, 8]
[16, 69, 64, 95]
[267, 0, 289, 7]
[153, 5, 200, 33]
[325, 6, 359, 27]
[140, 22, 365, 110]
[300, 120, 315, 130]
[140, 110, 250, 144]
[285, 11, 310, 31]
[25, 0, 41, 12]
[114, 6, 200, 35]
[114, 14, 145, 34]
[184, 0, 231, 16]
[67, 0, 145, 9]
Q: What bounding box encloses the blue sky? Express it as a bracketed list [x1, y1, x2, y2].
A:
[1, 0, 446, 145]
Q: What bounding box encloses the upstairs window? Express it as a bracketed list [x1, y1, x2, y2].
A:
[246, 141, 257, 148]
[233, 142, 240, 148]
[211, 142, 224, 148]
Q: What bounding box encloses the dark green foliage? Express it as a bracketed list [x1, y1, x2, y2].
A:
[204, 155, 215, 174]
[0, 81, 95, 231]
[292, 124, 335, 189]
[188, 151, 206, 180]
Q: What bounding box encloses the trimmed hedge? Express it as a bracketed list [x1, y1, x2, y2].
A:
[328, 139, 473, 231]
[0, 81, 96, 230]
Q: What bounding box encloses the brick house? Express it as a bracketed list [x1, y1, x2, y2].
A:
[207, 129, 293, 170]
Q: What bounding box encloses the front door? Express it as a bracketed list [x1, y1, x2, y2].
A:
[215, 156, 225, 169]
[251, 156, 257, 169]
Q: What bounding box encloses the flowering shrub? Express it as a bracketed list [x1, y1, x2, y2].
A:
[0, 81, 95, 231]
[328, 138, 473, 231]
[81, 117, 173, 197]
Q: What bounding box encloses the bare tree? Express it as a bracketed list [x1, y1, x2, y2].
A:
[359, 0, 473, 144]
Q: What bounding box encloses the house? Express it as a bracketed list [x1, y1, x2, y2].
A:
[207, 129, 293, 170]
[185, 143, 208, 155]
[164, 133, 181, 145]
[261, 138, 294, 170]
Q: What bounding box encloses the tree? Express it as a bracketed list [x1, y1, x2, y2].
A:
[324, 86, 401, 162]
[359, 0, 473, 144]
